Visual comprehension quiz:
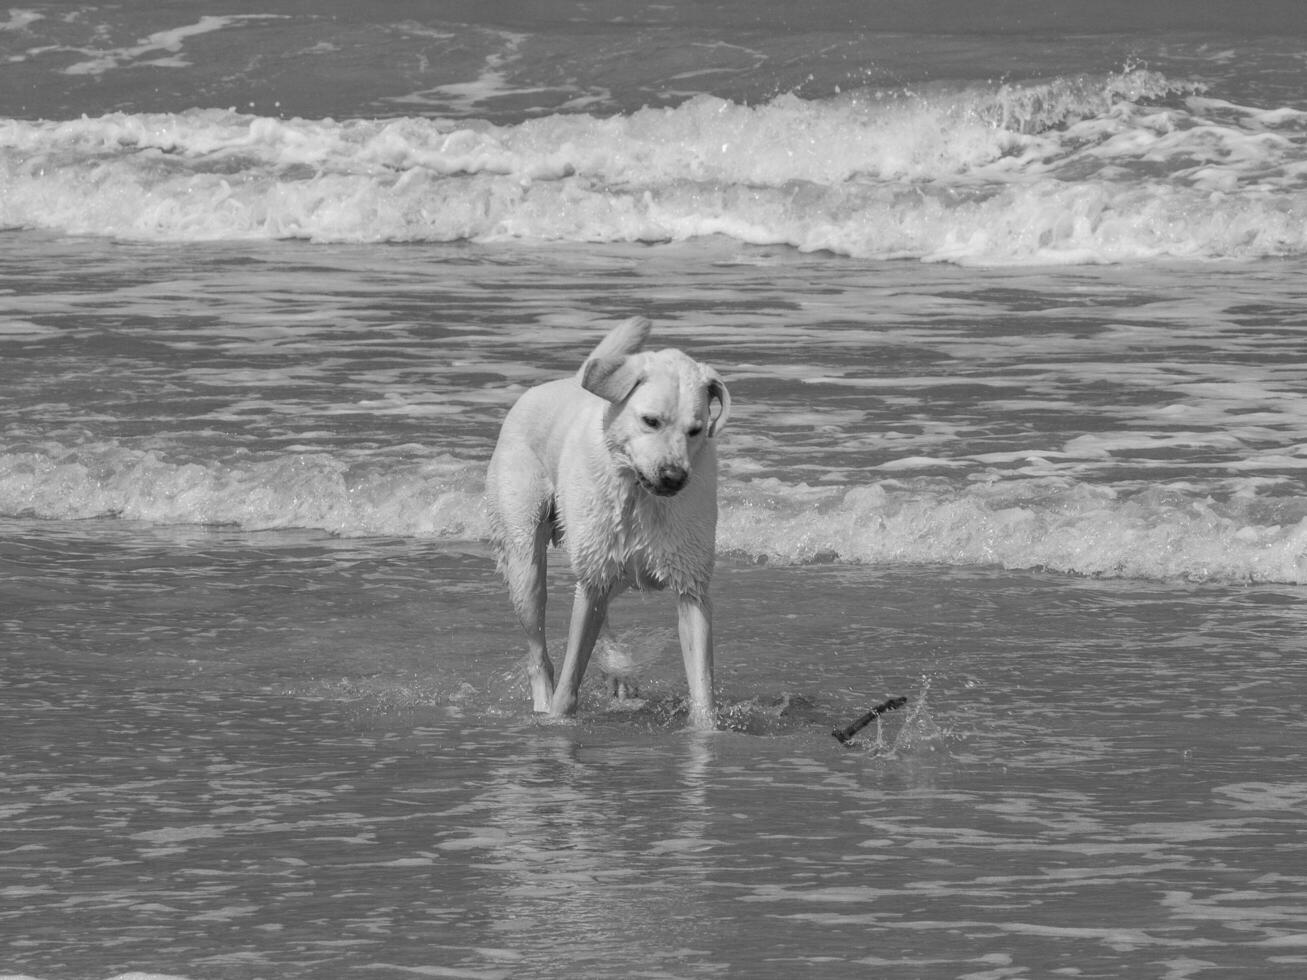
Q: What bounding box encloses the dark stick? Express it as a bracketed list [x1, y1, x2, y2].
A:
[832, 695, 908, 744]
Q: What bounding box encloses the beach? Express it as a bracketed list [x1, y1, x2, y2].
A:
[4, 2, 1307, 977]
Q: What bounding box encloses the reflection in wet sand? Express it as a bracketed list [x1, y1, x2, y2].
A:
[439, 731, 723, 974]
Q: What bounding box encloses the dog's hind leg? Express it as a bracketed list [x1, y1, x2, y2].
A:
[595, 619, 640, 701]
[503, 514, 556, 712]
[549, 584, 610, 717]
[487, 437, 559, 712]
[490, 477, 556, 711]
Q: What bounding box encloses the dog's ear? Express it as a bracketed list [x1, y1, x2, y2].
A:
[588, 315, 651, 360]
[582, 354, 644, 404]
[705, 369, 731, 436]
[580, 316, 651, 403]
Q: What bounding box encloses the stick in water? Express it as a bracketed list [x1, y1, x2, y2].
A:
[832, 695, 908, 744]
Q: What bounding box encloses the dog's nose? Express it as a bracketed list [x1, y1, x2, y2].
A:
[655, 464, 689, 495]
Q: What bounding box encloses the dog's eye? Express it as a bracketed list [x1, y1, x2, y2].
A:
[641, 415, 663, 430]
[687, 424, 704, 438]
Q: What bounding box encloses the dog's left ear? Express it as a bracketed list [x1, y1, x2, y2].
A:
[705, 369, 731, 436]
[582, 353, 644, 404]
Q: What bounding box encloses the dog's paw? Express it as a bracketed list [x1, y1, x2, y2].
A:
[603, 672, 640, 701]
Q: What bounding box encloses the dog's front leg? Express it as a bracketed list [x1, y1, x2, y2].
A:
[677, 593, 716, 730]
[549, 585, 611, 717]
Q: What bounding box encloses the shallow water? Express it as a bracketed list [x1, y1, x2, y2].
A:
[5, 232, 1307, 980]
[5, 526, 1307, 978]
[6, 235, 1307, 581]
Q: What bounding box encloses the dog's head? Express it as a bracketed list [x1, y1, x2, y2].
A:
[580, 317, 730, 497]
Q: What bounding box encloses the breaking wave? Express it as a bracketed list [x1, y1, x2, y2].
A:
[4, 441, 1306, 584]
[6, 70, 1307, 264]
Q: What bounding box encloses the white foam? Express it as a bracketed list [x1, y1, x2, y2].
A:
[3, 440, 1304, 584]
[61, 15, 285, 76]
[9, 71, 1306, 264]
[0, 9, 42, 32]
[719, 477, 1307, 584]
[0, 443, 487, 539]
[388, 31, 546, 116]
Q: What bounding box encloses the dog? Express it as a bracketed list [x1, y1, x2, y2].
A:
[486, 316, 730, 729]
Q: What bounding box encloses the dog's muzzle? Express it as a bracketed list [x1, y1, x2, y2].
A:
[642, 463, 689, 497]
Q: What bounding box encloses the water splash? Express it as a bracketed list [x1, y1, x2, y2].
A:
[836, 676, 952, 757]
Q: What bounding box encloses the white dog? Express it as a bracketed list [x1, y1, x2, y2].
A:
[486, 316, 730, 729]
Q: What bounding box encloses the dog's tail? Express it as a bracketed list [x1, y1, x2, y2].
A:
[588, 315, 651, 360]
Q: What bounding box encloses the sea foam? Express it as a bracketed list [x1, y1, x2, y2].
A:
[4, 442, 1305, 584]
[0, 444, 485, 539]
[5, 71, 1306, 264]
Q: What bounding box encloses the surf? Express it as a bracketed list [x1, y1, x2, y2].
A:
[5, 70, 1305, 264]
[4, 439, 1305, 585]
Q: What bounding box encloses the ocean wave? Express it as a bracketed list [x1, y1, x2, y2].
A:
[0, 444, 485, 539]
[719, 478, 1307, 585]
[3, 443, 1305, 584]
[0, 69, 1184, 181]
[6, 71, 1306, 264]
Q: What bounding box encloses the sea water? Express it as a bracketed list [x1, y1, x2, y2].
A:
[3, 3, 1307, 978]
